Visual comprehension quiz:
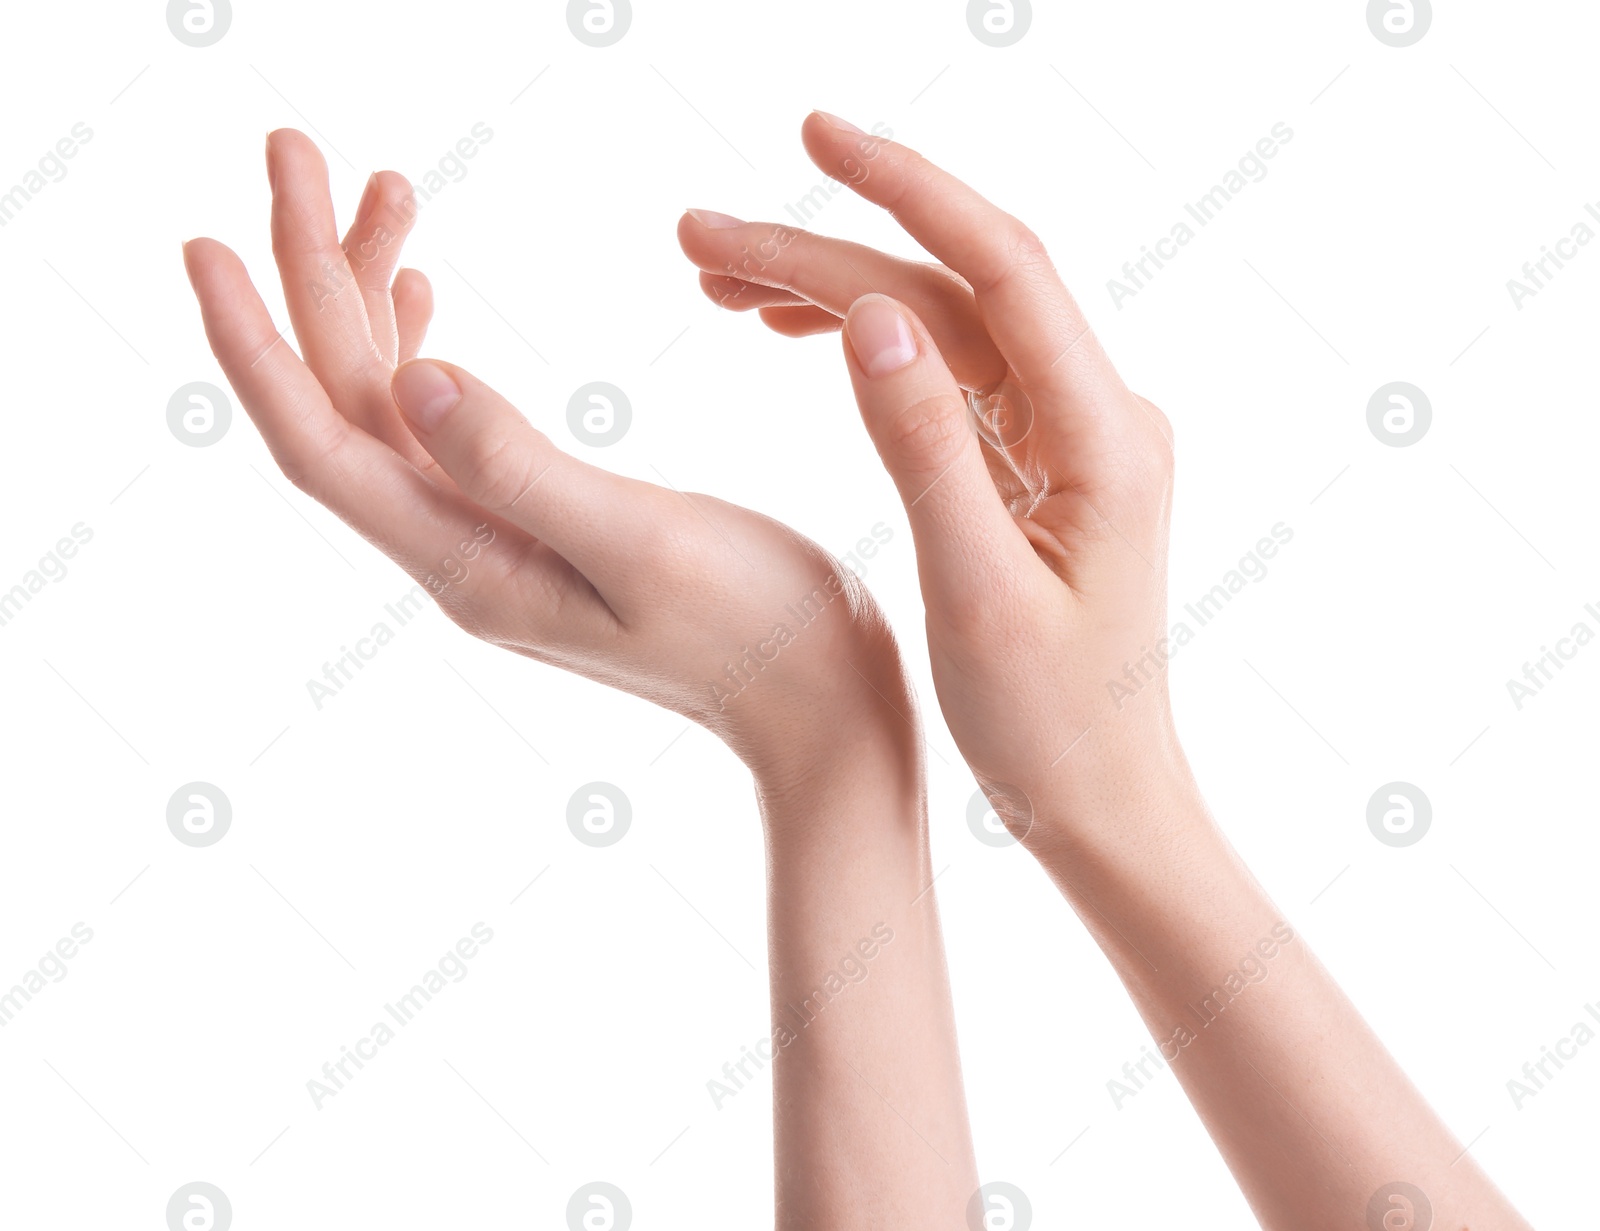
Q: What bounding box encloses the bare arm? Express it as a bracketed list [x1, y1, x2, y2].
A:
[758, 716, 977, 1227]
[680, 111, 1532, 1231]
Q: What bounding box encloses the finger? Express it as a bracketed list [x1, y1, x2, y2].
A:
[182, 238, 594, 639]
[758, 304, 841, 338]
[840, 294, 1026, 611]
[680, 210, 1004, 389]
[390, 358, 649, 603]
[267, 130, 428, 464]
[802, 112, 1121, 398]
[394, 267, 434, 362]
[698, 271, 810, 312]
[339, 170, 420, 365]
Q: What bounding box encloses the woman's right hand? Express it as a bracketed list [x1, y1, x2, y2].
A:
[680, 112, 1188, 846]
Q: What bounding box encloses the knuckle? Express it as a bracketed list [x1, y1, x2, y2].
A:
[276, 399, 351, 497]
[1004, 221, 1050, 266]
[280, 456, 319, 495]
[974, 221, 1052, 295]
[955, 220, 1049, 300]
[1136, 395, 1176, 466]
[885, 394, 970, 470]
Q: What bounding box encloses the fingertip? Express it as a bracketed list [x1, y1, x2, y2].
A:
[800, 111, 834, 159]
[394, 266, 432, 298]
[674, 210, 700, 255]
[810, 109, 866, 135]
[685, 208, 744, 230]
[265, 128, 306, 182]
[371, 169, 418, 218]
[181, 237, 234, 283]
[182, 236, 206, 276]
[266, 129, 330, 196]
[759, 305, 841, 338]
[393, 267, 435, 331]
[677, 209, 738, 258]
[698, 270, 755, 310]
[801, 110, 879, 172]
[267, 127, 312, 152]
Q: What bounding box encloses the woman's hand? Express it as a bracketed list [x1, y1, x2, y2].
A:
[682, 114, 1534, 1231]
[185, 129, 911, 783]
[680, 112, 1184, 846]
[184, 133, 982, 1228]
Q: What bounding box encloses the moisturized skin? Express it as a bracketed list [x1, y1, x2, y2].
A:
[183, 129, 976, 1229]
[680, 111, 1532, 1231]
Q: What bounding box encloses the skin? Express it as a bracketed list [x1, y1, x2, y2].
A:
[183, 128, 977, 1229]
[679, 110, 1534, 1231]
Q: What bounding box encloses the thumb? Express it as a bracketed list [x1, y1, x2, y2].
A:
[842, 294, 1021, 607]
[390, 357, 630, 584]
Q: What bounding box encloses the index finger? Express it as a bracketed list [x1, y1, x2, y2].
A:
[800, 112, 1119, 397]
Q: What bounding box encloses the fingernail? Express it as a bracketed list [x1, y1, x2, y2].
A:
[265, 132, 276, 190]
[392, 360, 462, 429]
[814, 110, 865, 135]
[356, 173, 378, 217]
[687, 208, 744, 229]
[847, 297, 918, 377]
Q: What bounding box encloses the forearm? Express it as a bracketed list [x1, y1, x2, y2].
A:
[1031, 766, 1529, 1231]
[755, 719, 977, 1229]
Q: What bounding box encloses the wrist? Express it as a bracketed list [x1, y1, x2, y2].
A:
[724, 627, 926, 813]
[1008, 719, 1208, 859]
[751, 711, 925, 830]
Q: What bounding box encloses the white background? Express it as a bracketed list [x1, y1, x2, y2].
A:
[0, 1, 1594, 1226]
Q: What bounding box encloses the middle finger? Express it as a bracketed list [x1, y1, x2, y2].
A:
[268, 129, 434, 468]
